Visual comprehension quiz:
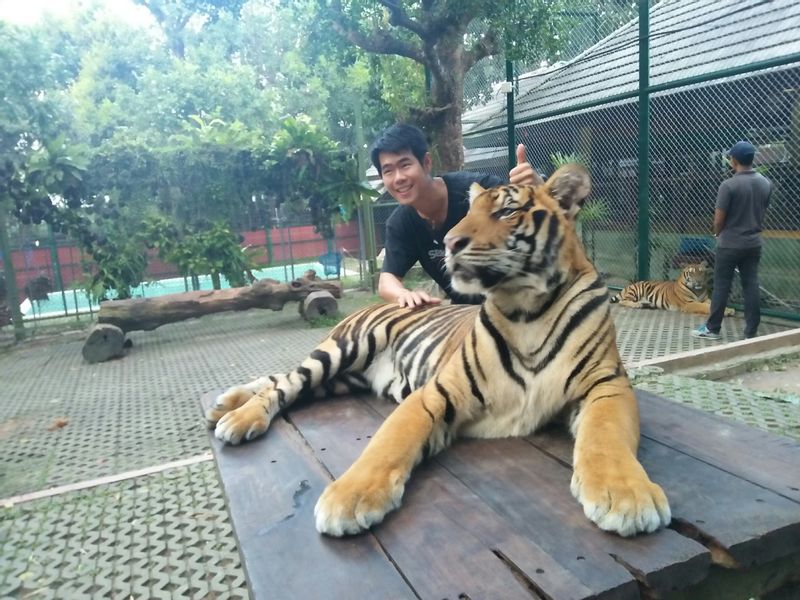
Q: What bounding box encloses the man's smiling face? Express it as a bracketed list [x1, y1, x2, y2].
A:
[379, 150, 432, 207]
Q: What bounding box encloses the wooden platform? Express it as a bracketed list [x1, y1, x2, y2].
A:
[201, 390, 800, 600]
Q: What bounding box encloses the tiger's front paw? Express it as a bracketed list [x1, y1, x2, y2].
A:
[314, 467, 406, 536]
[214, 401, 271, 445]
[205, 386, 255, 427]
[571, 460, 671, 537]
[724, 307, 735, 316]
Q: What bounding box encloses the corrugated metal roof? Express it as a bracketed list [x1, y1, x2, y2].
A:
[463, 0, 800, 133]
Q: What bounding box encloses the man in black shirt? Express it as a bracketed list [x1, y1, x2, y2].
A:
[373, 124, 542, 307]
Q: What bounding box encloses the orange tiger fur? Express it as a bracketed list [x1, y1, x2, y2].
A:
[207, 165, 671, 539]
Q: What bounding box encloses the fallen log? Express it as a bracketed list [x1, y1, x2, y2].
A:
[299, 291, 339, 320]
[98, 277, 342, 333]
[82, 324, 128, 363]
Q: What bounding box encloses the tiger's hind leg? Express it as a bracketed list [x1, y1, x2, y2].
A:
[680, 300, 735, 316]
[570, 377, 671, 537]
[618, 299, 651, 309]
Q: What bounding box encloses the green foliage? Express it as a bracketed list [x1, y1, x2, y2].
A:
[550, 151, 588, 169]
[82, 207, 150, 301]
[265, 116, 377, 240]
[142, 215, 257, 290]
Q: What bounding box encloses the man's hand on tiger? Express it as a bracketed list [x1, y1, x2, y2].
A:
[396, 289, 441, 308]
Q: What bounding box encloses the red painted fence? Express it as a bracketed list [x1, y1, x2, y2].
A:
[1, 221, 362, 301]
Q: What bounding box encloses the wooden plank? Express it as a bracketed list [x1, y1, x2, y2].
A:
[635, 389, 800, 504]
[290, 396, 636, 600]
[442, 436, 710, 598]
[200, 392, 415, 600]
[528, 426, 800, 571]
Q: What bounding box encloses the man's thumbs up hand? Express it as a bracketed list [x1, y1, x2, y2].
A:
[509, 143, 543, 186]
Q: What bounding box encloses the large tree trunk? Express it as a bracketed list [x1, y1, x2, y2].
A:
[98, 277, 342, 333]
[421, 33, 467, 172]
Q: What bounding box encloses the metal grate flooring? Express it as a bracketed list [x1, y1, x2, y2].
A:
[634, 373, 800, 440]
[0, 461, 247, 600]
[612, 304, 791, 363]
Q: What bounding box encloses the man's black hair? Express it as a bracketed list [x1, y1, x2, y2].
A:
[370, 123, 428, 174]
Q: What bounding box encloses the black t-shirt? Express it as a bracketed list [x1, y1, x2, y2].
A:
[381, 171, 504, 304]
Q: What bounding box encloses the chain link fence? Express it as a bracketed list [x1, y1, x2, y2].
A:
[0, 210, 367, 329]
[462, 0, 800, 319]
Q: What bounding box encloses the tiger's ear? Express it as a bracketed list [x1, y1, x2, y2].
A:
[698, 260, 708, 268]
[468, 182, 486, 206]
[544, 164, 591, 218]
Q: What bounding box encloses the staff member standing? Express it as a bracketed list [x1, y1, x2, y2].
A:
[692, 141, 772, 340]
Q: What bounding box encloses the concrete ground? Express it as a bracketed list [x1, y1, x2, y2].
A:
[0, 293, 797, 599]
[720, 354, 800, 397]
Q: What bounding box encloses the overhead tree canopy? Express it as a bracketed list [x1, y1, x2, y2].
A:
[315, 0, 560, 170]
[314, 0, 637, 171]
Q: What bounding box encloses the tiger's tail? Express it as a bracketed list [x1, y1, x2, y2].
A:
[210, 303, 396, 443]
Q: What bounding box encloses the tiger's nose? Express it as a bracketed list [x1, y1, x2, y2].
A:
[444, 235, 469, 254]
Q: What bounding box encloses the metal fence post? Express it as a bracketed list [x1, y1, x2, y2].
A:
[637, 0, 651, 281]
[506, 58, 516, 171]
[48, 222, 69, 317]
[364, 201, 378, 294]
[0, 206, 25, 340]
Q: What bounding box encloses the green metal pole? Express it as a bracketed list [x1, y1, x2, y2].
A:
[0, 204, 25, 340]
[506, 59, 516, 171]
[637, 0, 651, 281]
[265, 224, 273, 266]
[365, 201, 378, 294]
[353, 94, 378, 293]
[48, 223, 68, 316]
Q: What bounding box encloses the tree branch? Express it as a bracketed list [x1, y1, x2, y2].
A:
[374, 0, 429, 40]
[323, 0, 425, 63]
[463, 28, 502, 72]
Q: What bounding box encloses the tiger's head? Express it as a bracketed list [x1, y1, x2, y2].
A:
[444, 164, 592, 297]
[680, 262, 710, 293]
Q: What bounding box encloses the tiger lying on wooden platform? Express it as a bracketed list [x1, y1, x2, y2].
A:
[206, 165, 671, 538]
[610, 262, 735, 316]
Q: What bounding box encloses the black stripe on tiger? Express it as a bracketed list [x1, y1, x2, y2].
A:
[364, 332, 377, 367]
[470, 330, 486, 381]
[461, 342, 486, 406]
[309, 349, 332, 382]
[584, 366, 625, 400]
[533, 276, 606, 353]
[296, 366, 313, 396]
[533, 292, 609, 373]
[276, 388, 286, 409]
[537, 215, 560, 267]
[563, 324, 611, 394]
[479, 307, 525, 388]
[435, 380, 456, 425]
[505, 279, 565, 323]
[335, 336, 357, 372]
[410, 323, 457, 388]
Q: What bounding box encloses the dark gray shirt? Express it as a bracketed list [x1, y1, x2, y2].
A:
[715, 171, 772, 249]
